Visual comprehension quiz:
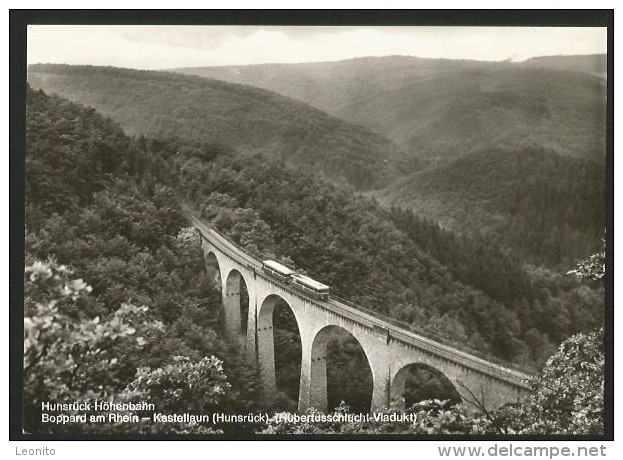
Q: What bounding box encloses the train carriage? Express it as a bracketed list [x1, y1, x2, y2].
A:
[290, 273, 330, 301]
[262, 260, 295, 282]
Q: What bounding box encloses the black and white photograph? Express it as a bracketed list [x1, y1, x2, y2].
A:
[10, 9, 613, 444]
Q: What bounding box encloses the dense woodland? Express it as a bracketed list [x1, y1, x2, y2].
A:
[25, 88, 266, 434]
[28, 61, 606, 270]
[27, 64, 411, 191]
[174, 57, 607, 269]
[380, 147, 605, 267]
[23, 58, 606, 437]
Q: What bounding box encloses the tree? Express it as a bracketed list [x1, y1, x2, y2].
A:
[567, 234, 606, 281]
[23, 259, 231, 434]
[514, 240, 606, 434]
[123, 356, 229, 414]
[106, 356, 229, 434]
[24, 259, 149, 433]
[515, 328, 604, 434]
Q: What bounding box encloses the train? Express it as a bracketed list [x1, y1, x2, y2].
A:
[261, 260, 294, 282]
[261, 260, 330, 301]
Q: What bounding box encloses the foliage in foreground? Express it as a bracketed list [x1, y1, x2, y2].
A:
[518, 328, 604, 434]
[23, 259, 230, 434]
[567, 237, 606, 281]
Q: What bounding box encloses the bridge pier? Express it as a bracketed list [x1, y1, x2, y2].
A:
[257, 296, 277, 396]
[257, 327, 276, 395]
[246, 293, 257, 363]
[371, 369, 390, 412]
[299, 333, 328, 411]
[222, 286, 246, 344]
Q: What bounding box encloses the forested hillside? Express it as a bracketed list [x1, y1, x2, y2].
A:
[24, 82, 605, 433]
[175, 57, 606, 268]
[27, 62, 606, 269]
[378, 146, 606, 267]
[27, 64, 411, 190]
[174, 55, 607, 164]
[25, 87, 266, 434]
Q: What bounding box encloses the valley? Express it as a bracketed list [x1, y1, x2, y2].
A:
[24, 50, 608, 435]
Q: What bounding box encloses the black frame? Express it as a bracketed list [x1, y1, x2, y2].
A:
[9, 9, 614, 441]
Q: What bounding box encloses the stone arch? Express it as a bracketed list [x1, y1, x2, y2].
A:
[203, 250, 222, 293]
[257, 294, 303, 340]
[390, 362, 461, 410]
[308, 325, 374, 413]
[256, 294, 303, 400]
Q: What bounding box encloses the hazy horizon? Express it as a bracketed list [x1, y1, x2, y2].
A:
[27, 25, 607, 70]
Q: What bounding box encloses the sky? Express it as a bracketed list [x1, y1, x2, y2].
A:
[27, 25, 608, 69]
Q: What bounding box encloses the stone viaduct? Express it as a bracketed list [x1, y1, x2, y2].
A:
[187, 212, 532, 413]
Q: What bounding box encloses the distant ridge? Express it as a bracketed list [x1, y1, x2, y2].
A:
[173, 54, 607, 164]
[28, 63, 412, 191]
[521, 54, 607, 78]
[171, 54, 608, 267]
